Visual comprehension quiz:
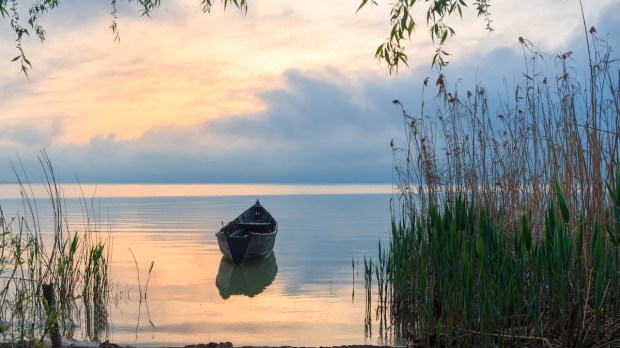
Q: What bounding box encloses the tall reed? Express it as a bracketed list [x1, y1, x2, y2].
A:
[0, 150, 112, 345]
[385, 184, 619, 345]
[391, 31, 618, 242]
[366, 22, 620, 347]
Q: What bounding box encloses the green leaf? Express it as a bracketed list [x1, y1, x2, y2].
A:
[21, 64, 30, 78]
[592, 220, 602, 269]
[616, 164, 620, 205]
[0, 4, 8, 18]
[521, 214, 531, 251]
[400, 53, 409, 66]
[407, 20, 414, 37]
[390, 26, 397, 41]
[606, 224, 619, 247]
[375, 43, 385, 57]
[355, 0, 368, 14]
[555, 177, 570, 224]
[70, 234, 79, 254]
[576, 215, 583, 253]
[440, 29, 448, 44]
[11, 55, 20, 62]
[605, 178, 614, 195]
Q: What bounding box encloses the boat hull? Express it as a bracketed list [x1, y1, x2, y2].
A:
[216, 229, 277, 265]
[216, 200, 278, 265]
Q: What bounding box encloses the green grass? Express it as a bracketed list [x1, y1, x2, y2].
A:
[0, 150, 112, 345]
[367, 184, 620, 346]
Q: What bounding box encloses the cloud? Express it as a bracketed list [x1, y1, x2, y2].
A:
[5, 24, 616, 185]
[1, 117, 63, 148]
[1, 1, 618, 185]
[1, 0, 392, 144]
[0, 70, 403, 183]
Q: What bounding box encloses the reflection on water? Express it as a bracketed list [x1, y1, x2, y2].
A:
[0, 183, 391, 199]
[0, 189, 394, 346]
[83, 290, 110, 342]
[216, 252, 278, 299]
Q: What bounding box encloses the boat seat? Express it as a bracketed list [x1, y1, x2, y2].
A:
[230, 230, 246, 237]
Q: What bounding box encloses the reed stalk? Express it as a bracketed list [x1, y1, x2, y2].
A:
[0, 150, 112, 345]
[367, 24, 620, 348]
[368, 186, 620, 346]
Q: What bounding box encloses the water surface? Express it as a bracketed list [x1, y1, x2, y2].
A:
[0, 184, 395, 346]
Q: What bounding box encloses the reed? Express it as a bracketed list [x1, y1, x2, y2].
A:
[368, 184, 620, 346]
[0, 150, 112, 345]
[129, 248, 154, 302]
[366, 25, 620, 347]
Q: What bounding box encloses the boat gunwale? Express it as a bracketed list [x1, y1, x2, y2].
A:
[216, 199, 278, 265]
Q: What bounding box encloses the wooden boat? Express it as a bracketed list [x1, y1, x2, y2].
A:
[215, 199, 278, 265]
[216, 252, 278, 299]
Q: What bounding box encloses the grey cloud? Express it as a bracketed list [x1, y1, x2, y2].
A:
[4, 117, 63, 147]
[2, 70, 404, 184]
[4, 25, 617, 185]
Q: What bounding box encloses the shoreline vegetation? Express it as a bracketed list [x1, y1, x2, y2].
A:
[70, 343, 407, 348]
[364, 22, 620, 348]
[0, 151, 112, 347]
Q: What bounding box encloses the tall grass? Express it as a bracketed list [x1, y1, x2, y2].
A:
[0, 151, 111, 345]
[391, 30, 618, 241]
[372, 186, 620, 346]
[366, 25, 620, 347]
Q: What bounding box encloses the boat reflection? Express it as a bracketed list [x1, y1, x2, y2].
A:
[216, 252, 278, 299]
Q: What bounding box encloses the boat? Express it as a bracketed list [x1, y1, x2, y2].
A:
[216, 252, 278, 299]
[215, 199, 278, 265]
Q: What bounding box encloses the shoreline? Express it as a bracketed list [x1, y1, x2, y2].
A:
[65, 342, 410, 348]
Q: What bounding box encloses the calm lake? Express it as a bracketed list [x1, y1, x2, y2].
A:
[0, 184, 397, 347]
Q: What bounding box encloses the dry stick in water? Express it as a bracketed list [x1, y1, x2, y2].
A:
[129, 248, 154, 301]
[42, 283, 61, 348]
[128, 248, 143, 301]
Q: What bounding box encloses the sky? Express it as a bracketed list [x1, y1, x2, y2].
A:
[0, 0, 618, 183]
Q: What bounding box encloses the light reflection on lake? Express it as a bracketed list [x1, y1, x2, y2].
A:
[0, 184, 395, 347]
[0, 183, 392, 199]
[216, 253, 278, 299]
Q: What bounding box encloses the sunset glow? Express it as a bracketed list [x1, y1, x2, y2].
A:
[1, 0, 619, 183]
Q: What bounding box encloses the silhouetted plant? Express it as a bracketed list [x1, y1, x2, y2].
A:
[367, 19, 620, 348]
[0, 150, 112, 344]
